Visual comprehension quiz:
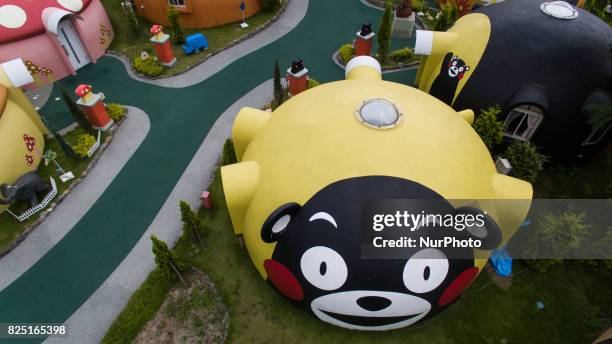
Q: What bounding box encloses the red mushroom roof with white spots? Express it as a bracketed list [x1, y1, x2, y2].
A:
[0, 0, 92, 44]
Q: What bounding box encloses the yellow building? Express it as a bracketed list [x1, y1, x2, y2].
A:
[0, 58, 48, 213]
[221, 56, 532, 330]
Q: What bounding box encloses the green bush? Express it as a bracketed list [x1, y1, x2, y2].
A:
[133, 56, 164, 77]
[106, 103, 125, 121]
[339, 44, 355, 64]
[411, 0, 425, 12]
[504, 141, 547, 183]
[377, 1, 393, 63]
[522, 211, 591, 273]
[262, 0, 280, 12]
[307, 78, 320, 89]
[434, 2, 458, 31]
[389, 47, 414, 62]
[473, 106, 503, 152]
[222, 139, 237, 166]
[72, 134, 96, 159]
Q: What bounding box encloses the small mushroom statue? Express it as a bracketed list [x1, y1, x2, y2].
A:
[396, 0, 412, 17]
[360, 23, 373, 37]
[150, 24, 164, 40]
[75, 84, 94, 103]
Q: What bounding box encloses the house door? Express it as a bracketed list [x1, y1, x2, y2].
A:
[57, 18, 90, 70]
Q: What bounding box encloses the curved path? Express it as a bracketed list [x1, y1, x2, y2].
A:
[0, 1, 417, 343]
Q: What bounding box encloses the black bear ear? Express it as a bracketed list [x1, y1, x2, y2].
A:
[454, 206, 502, 250]
[465, 66, 470, 71]
[261, 203, 302, 243]
[452, 55, 458, 60]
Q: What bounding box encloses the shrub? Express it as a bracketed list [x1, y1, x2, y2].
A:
[339, 44, 355, 63]
[307, 78, 320, 89]
[504, 141, 547, 183]
[133, 56, 164, 77]
[262, 0, 280, 12]
[473, 106, 503, 152]
[522, 211, 591, 273]
[434, 2, 458, 31]
[377, 1, 393, 63]
[106, 103, 126, 121]
[72, 134, 96, 159]
[222, 139, 237, 165]
[389, 47, 414, 62]
[411, 0, 425, 12]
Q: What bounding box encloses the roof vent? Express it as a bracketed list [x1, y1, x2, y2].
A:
[540, 1, 578, 19]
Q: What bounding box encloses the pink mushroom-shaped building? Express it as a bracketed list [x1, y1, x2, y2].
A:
[0, 0, 113, 87]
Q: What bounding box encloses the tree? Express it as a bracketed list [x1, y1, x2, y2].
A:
[168, 7, 185, 44]
[40, 115, 77, 159]
[504, 141, 547, 184]
[585, 0, 609, 20]
[377, 1, 393, 63]
[473, 106, 503, 152]
[273, 60, 282, 107]
[522, 211, 591, 272]
[180, 201, 204, 247]
[222, 139, 237, 165]
[151, 235, 188, 286]
[60, 88, 96, 135]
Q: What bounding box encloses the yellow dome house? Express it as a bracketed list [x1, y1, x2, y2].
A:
[221, 56, 532, 330]
[0, 58, 49, 214]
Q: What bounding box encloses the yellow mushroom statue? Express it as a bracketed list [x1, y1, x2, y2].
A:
[221, 56, 533, 330]
[0, 58, 48, 214]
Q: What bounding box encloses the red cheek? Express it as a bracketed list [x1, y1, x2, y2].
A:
[264, 259, 304, 301]
[457, 73, 464, 80]
[438, 267, 479, 307]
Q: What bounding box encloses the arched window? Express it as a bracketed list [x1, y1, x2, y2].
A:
[502, 104, 544, 141]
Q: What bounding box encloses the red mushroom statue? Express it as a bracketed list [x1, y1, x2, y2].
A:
[75, 84, 94, 102]
[150, 25, 164, 40]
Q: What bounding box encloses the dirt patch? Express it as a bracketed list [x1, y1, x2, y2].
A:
[134, 270, 229, 344]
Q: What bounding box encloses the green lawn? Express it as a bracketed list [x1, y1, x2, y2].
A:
[0, 127, 105, 253]
[104, 162, 612, 343]
[103, 0, 286, 77]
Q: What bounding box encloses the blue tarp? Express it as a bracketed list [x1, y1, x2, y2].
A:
[490, 247, 513, 277]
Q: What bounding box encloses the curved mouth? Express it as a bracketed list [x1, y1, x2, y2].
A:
[320, 309, 421, 327]
[448, 68, 458, 77]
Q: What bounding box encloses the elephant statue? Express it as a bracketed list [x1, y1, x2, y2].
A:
[0, 171, 50, 207]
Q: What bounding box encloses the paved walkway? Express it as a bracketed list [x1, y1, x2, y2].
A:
[0, 107, 150, 291]
[0, 1, 418, 343]
[46, 80, 273, 343]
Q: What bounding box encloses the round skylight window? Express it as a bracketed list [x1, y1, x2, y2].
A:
[356, 98, 403, 129]
[540, 1, 578, 19]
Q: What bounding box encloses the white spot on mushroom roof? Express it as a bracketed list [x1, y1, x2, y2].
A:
[57, 0, 84, 12]
[0, 5, 27, 29]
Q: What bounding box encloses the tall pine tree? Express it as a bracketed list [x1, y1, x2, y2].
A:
[151, 235, 188, 286]
[377, 1, 393, 63]
[273, 60, 282, 107]
[60, 88, 96, 135]
[179, 201, 204, 247]
[168, 7, 185, 44]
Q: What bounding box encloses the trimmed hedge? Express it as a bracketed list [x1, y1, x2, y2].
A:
[338, 44, 355, 64]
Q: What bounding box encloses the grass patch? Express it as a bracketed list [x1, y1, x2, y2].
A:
[0, 127, 103, 253]
[102, 269, 175, 344]
[106, 165, 612, 343]
[534, 147, 612, 199]
[103, 0, 285, 77]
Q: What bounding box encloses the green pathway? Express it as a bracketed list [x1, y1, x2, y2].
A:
[0, 1, 416, 341]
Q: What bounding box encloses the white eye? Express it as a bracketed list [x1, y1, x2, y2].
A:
[403, 248, 449, 294]
[452, 61, 457, 66]
[300, 246, 348, 291]
[459, 67, 464, 72]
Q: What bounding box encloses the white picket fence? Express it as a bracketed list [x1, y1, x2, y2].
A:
[87, 130, 102, 158]
[6, 177, 58, 222]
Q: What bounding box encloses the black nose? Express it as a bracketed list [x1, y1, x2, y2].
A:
[356, 296, 392, 312]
